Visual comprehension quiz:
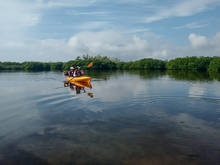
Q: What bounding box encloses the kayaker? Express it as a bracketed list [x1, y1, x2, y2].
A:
[74, 66, 84, 77]
[68, 67, 75, 77]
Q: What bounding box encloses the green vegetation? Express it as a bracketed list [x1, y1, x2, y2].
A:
[116, 58, 166, 70]
[208, 57, 220, 72]
[0, 56, 220, 73]
[166, 56, 212, 70]
[23, 62, 45, 71]
[0, 62, 63, 71]
[0, 62, 24, 71]
[50, 62, 63, 71]
[63, 55, 117, 70]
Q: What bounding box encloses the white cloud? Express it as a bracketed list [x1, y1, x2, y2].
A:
[0, 1, 40, 29]
[152, 49, 169, 59]
[145, 0, 220, 23]
[0, 1, 40, 43]
[188, 32, 220, 54]
[1, 30, 220, 62]
[34, 0, 96, 8]
[65, 10, 108, 16]
[67, 30, 151, 60]
[174, 22, 208, 30]
[0, 30, 169, 61]
[185, 32, 220, 58]
[125, 28, 150, 34]
[213, 32, 220, 52]
[75, 21, 110, 30]
[188, 33, 208, 49]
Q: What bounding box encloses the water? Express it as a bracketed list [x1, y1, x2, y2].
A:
[0, 71, 220, 165]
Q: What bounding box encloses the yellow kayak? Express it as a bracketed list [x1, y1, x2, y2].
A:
[66, 76, 91, 83]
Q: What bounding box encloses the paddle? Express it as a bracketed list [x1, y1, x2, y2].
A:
[66, 62, 94, 84]
[87, 62, 93, 68]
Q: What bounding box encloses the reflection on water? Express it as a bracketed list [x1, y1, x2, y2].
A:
[0, 71, 219, 165]
[166, 70, 220, 81]
[64, 81, 93, 97]
[188, 83, 206, 98]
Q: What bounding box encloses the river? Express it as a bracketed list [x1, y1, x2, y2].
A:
[0, 70, 219, 165]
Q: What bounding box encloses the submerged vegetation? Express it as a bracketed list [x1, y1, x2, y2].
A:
[0, 56, 220, 73]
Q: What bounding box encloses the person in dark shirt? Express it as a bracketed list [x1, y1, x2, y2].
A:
[68, 67, 75, 77]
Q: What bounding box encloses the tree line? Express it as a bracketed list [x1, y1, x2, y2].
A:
[0, 56, 219, 72]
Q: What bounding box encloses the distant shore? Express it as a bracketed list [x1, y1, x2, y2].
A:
[0, 56, 219, 72]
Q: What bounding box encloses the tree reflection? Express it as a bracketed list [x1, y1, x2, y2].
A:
[166, 70, 215, 81]
[87, 70, 220, 82]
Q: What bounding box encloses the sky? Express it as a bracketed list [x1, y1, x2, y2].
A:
[0, 0, 220, 62]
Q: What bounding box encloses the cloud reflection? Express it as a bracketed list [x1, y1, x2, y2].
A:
[189, 83, 206, 98]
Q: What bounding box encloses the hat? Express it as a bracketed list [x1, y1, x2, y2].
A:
[70, 67, 74, 69]
[76, 66, 80, 69]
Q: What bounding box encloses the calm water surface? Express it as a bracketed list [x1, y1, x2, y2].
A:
[0, 71, 220, 165]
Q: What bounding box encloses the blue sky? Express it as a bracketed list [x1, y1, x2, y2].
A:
[0, 0, 220, 61]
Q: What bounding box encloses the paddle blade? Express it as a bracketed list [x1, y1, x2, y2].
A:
[87, 62, 94, 68]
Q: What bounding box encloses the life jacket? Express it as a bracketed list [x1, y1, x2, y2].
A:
[68, 71, 74, 77]
[75, 70, 81, 77]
